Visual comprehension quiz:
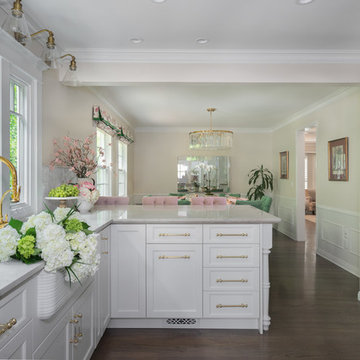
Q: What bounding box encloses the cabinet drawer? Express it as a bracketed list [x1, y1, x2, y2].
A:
[203, 268, 259, 291]
[203, 292, 259, 318]
[204, 244, 259, 268]
[147, 224, 202, 244]
[0, 279, 33, 349]
[204, 225, 259, 244]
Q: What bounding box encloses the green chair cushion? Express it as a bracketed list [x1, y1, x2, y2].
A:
[229, 193, 241, 198]
[178, 199, 191, 205]
[169, 193, 186, 197]
[235, 196, 272, 213]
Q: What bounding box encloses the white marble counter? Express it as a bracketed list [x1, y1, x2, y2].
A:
[0, 204, 280, 299]
[0, 259, 44, 297]
[82, 204, 281, 232]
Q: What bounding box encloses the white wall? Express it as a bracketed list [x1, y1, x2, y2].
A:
[272, 89, 360, 276]
[133, 131, 273, 197]
[42, 70, 134, 196]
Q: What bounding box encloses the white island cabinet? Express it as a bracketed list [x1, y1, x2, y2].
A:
[107, 205, 280, 333]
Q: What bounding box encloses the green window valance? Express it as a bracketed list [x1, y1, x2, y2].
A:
[92, 105, 134, 144]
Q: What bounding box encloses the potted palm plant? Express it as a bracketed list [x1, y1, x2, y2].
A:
[246, 165, 273, 200]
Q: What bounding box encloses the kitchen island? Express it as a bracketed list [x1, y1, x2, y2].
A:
[82, 204, 280, 334]
[0, 205, 280, 359]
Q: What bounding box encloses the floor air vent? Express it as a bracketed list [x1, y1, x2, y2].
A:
[166, 318, 197, 326]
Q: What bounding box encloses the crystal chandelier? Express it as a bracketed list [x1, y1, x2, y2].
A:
[189, 108, 233, 150]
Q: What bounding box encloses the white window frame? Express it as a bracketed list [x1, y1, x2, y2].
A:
[1, 51, 42, 219]
[117, 140, 127, 196]
[96, 128, 112, 196]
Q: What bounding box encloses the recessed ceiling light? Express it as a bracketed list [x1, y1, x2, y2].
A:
[296, 0, 314, 4]
[152, 0, 167, 3]
[130, 38, 144, 44]
[196, 38, 209, 45]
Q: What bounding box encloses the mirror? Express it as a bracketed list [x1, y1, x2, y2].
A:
[177, 156, 230, 193]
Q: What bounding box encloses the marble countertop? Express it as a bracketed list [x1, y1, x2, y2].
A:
[82, 204, 281, 232]
[0, 259, 44, 298]
[0, 204, 280, 298]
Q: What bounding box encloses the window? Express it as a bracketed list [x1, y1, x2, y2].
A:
[118, 141, 127, 196]
[96, 129, 112, 196]
[9, 78, 27, 204]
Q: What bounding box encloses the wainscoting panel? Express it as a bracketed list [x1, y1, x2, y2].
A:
[272, 195, 297, 240]
[317, 205, 360, 277]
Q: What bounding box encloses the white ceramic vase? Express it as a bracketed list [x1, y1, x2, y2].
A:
[77, 199, 93, 213]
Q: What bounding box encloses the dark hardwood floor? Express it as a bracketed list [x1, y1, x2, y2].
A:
[92, 222, 360, 360]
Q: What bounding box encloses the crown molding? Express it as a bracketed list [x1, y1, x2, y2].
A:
[135, 127, 272, 134]
[272, 87, 360, 131]
[66, 48, 360, 64]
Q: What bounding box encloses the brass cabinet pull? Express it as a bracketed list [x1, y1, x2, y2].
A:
[69, 319, 79, 324]
[216, 304, 248, 308]
[77, 332, 83, 338]
[102, 251, 109, 255]
[158, 233, 190, 237]
[216, 278, 248, 283]
[70, 338, 79, 344]
[74, 313, 83, 318]
[158, 255, 190, 260]
[0, 318, 17, 335]
[216, 255, 248, 259]
[216, 233, 248, 237]
[101, 236, 108, 240]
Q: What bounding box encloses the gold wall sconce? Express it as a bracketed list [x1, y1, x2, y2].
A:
[2, 0, 30, 46]
[2, 1, 80, 84]
[0, 156, 21, 229]
[30, 29, 58, 68]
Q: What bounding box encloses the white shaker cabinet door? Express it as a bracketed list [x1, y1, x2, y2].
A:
[98, 227, 111, 337]
[147, 244, 202, 318]
[111, 225, 146, 318]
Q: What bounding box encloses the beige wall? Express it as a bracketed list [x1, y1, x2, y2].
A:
[133, 131, 273, 196]
[273, 89, 360, 212]
[42, 70, 134, 194]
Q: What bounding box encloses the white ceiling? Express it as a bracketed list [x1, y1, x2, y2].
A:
[94, 84, 349, 129]
[12, 0, 358, 129]
[22, 0, 360, 51]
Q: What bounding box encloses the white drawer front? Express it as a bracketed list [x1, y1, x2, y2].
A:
[204, 244, 259, 268]
[203, 292, 259, 318]
[203, 268, 259, 291]
[0, 280, 33, 348]
[204, 225, 259, 244]
[147, 224, 202, 244]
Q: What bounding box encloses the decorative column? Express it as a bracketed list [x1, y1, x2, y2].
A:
[261, 224, 273, 331]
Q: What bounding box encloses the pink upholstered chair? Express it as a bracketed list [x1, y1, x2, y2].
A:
[164, 196, 178, 205]
[153, 196, 165, 205]
[96, 196, 129, 205]
[191, 197, 205, 205]
[213, 197, 227, 205]
[203, 197, 214, 205]
[142, 196, 155, 205]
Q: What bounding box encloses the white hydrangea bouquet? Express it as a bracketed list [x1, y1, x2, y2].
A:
[0, 207, 100, 284]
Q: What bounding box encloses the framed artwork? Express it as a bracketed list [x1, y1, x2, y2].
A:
[279, 151, 289, 179]
[328, 137, 348, 181]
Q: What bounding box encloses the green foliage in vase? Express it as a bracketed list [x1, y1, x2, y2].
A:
[246, 165, 274, 200]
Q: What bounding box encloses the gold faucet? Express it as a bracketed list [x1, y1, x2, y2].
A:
[0, 156, 21, 229]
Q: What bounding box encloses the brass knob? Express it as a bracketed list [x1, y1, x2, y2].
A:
[70, 338, 79, 344]
[77, 332, 83, 338]
[101, 236, 108, 240]
[74, 313, 83, 318]
[102, 251, 109, 255]
[70, 319, 79, 324]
